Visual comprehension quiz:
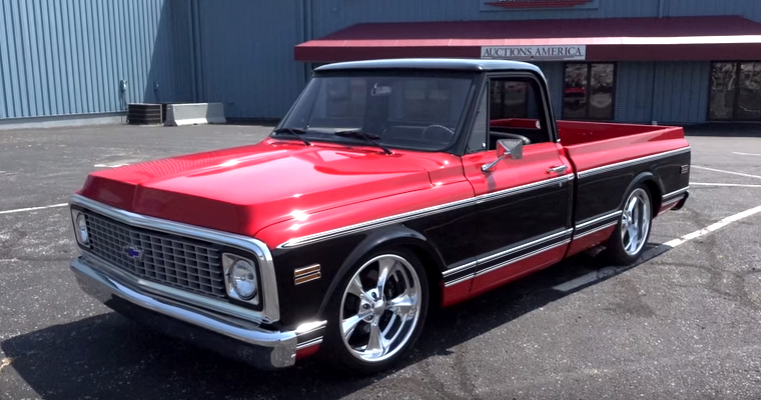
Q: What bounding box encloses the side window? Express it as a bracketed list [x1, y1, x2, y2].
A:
[486, 77, 552, 150]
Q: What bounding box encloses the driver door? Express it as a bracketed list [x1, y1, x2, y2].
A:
[461, 74, 573, 295]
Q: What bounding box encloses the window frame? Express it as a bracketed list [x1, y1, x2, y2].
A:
[464, 71, 558, 154]
[561, 62, 617, 121]
[707, 60, 761, 122]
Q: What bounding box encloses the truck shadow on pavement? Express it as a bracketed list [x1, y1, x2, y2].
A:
[1, 244, 659, 400]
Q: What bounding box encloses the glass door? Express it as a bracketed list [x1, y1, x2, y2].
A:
[736, 62, 761, 120]
[562, 63, 616, 120]
[709, 61, 761, 121]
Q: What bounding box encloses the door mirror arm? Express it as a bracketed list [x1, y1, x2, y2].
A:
[481, 139, 523, 172]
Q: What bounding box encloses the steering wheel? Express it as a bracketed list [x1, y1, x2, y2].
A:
[422, 124, 455, 142]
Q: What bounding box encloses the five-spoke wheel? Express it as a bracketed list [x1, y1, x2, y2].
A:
[323, 249, 428, 374]
[602, 184, 653, 264]
[620, 188, 651, 256]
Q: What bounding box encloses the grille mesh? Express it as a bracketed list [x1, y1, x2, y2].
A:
[84, 212, 226, 298]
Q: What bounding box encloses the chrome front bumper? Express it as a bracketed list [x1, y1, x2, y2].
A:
[70, 256, 299, 369]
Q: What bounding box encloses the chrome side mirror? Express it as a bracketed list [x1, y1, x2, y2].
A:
[481, 139, 523, 172]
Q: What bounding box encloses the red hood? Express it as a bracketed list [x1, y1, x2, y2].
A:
[79, 139, 462, 236]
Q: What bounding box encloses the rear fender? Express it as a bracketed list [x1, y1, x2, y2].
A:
[618, 171, 663, 213]
[315, 224, 445, 318]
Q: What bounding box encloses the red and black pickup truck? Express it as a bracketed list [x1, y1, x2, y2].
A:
[68, 59, 691, 374]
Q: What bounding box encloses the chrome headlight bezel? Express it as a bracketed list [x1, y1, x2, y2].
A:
[223, 253, 260, 304]
[71, 209, 90, 246]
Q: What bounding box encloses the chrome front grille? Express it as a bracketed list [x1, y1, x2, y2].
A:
[83, 211, 227, 298]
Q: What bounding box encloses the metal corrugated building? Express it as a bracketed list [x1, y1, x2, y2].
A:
[2, 0, 761, 128]
[0, 0, 182, 126]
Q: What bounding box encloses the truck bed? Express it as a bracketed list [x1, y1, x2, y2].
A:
[556, 120, 689, 174]
[489, 118, 689, 173]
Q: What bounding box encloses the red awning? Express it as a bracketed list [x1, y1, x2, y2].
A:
[295, 16, 761, 62]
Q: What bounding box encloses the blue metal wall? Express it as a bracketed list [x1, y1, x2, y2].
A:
[532, 62, 564, 119]
[190, 0, 306, 119]
[1, 0, 759, 124]
[614, 62, 656, 123]
[308, 0, 761, 41]
[667, 0, 761, 21]
[310, 0, 662, 38]
[652, 62, 711, 124]
[0, 0, 181, 120]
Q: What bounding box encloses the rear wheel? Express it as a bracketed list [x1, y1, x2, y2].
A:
[601, 185, 653, 265]
[322, 248, 429, 375]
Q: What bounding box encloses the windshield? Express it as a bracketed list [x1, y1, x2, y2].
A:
[277, 74, 474, 152]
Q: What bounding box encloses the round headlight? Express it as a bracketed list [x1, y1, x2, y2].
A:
[230, 260, 257, 300]
[75, 212, 89, 244]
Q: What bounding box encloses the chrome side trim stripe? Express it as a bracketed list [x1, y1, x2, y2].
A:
[443, 229, 573, 285]
[442, 260, 477, 278]
[577, 147, 691, 179]
[475, 240, 571, 277]
[444, 274, 475, 287]
[573, 221, 617, 239]
[663, 186, 690, 200]
[575, 211, 622, 230]
[278, 174, 573, 249]
[478, 229, 572, 265]
[296, 337, 323, 350]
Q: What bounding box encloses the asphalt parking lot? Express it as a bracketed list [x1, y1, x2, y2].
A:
[1, 123, 761, 399]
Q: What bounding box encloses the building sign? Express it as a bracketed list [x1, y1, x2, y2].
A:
[481, 45, 586, 61]
[480, 0, 599, 11]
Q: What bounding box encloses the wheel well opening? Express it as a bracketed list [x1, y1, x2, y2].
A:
[642, 180, 662, 213]
[402, 244, 443, 311]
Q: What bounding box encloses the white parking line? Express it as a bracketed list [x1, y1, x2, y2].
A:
[691, 182, 761, 188]
[94, 164, 130, 168]
[554, 204, 761, 292]
[691, 166, 761, 180]
[0, 203, 68, 215]
[732, 152, 761, 157]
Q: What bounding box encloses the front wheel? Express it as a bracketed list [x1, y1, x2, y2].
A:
[321, 248, 429, 375]
[601, 185, 653, 265]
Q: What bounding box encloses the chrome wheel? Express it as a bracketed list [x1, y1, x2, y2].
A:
[621, 188, 651, 256]
[339, 254, 422, 363]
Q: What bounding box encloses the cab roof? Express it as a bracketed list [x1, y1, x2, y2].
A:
[314, 58, 544, 74]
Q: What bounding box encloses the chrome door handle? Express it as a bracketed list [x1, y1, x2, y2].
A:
[547, 165, 568, 174]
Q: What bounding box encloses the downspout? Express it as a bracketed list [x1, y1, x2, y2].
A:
[301, 0, 313, 86]
[192, 0, 204, 102]
[653, 0, 667, 124]
[187, 1, 197, 102]
[650, 64, 658, 125]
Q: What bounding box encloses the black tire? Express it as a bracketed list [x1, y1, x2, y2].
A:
[601, 184, 653, 265]
[320, 247, 429, 375]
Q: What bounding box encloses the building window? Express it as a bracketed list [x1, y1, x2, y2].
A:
[562, 63, 616, 120]
[709, 61, 761, 121]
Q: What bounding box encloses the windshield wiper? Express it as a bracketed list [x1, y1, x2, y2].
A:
[334, 130, 392, 155]
[272, 127, 311, 146]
